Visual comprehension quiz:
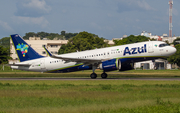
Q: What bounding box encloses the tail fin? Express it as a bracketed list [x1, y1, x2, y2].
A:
[10, 34, 44, 62]
[43, 45, 52, 56]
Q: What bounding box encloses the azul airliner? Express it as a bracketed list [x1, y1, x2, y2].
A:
[10, 34, 176, 79]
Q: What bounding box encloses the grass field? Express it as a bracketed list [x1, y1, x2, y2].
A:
[0, 70, 180, 112]
[0, 80, 180, 113]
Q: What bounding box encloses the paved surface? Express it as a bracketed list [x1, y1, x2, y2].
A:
[0, 77, 180, 81]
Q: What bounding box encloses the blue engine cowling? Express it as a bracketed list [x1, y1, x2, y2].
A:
[99, 59, 121, 72]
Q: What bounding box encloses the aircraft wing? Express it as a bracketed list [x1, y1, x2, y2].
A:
[44, 46, 111, 65]
[51, 55, 103, 64]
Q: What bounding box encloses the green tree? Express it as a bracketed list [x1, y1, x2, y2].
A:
[37, 32, 49, 38]
[165, 40, 170, 45]
[23, 32, 37, 39]
[65, 33, 78, 40]
[58, 31, 108, 54]
[172, 37, 180, 46]
[0, 37, 10, 48]
[61, 31, 66, 36]
[167, 44, 180, 66]
[113, 35, 150, 46]
[0, 46, 11, 64]
[23, 32, 66, 40]
[0, 37, 10, 58]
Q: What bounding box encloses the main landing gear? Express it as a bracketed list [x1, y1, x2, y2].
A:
[90, 72, 108, 79]
[90, 65, 108, 79]
[90, 73, 97, 79]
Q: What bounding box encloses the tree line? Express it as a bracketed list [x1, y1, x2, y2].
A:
[113, 35, 150, 45]
[23, 31, 78, 40]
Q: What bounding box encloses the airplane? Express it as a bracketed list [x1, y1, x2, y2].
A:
[10, 34, 176, 79]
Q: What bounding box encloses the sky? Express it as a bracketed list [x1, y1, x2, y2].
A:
[0, 0, 180, 40]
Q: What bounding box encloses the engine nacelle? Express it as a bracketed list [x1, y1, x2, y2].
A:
[99, 59, 121, 72]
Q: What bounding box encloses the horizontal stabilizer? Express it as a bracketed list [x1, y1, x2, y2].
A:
[7, 64, 31, 67]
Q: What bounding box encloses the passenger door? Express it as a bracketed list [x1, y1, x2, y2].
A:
[40, 59, 46, 71]
[148, 43, 154, 53]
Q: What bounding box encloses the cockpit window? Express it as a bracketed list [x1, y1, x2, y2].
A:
[159, 43, 169, 47]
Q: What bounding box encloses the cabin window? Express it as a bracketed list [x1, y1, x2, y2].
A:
[159, 43, 169, 47]
[50, 45, 58, 48]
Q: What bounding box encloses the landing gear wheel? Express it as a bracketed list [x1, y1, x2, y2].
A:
[101, 73, 108, 79]
[90, 73, 97, 79]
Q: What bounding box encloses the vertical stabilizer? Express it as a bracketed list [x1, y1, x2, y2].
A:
[10, 34, 44, 62]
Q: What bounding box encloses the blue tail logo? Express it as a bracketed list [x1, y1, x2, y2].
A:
[16, 43, 29, 57]
[11, 34, 44, 62]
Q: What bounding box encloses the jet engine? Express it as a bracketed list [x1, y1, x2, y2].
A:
[99, 59, 121, 72]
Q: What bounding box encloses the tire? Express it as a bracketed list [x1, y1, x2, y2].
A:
[101, 73, 108, 79]
[90, 73, 97, 79]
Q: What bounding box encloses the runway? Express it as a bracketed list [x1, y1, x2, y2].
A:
[0, 77, 180, 81]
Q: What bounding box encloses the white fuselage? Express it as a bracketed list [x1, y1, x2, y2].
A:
[11, 41, 176, 72]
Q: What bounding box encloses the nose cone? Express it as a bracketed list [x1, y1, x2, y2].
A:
[169, 46, 177, 56]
